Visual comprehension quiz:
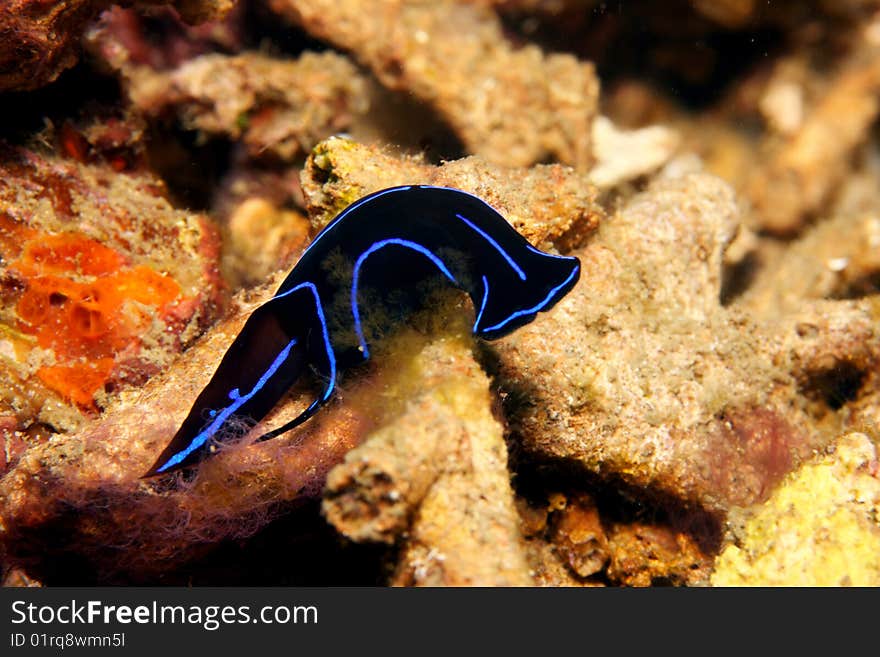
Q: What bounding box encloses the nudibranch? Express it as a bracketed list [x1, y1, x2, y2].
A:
[145, 186, 580, 476]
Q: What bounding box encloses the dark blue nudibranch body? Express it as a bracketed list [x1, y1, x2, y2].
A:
[145, 186, 580, 476]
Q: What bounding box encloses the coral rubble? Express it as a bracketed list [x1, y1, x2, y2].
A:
[745, 31, 880, 235]
[269, 0, 600, 168]
[125, 51, 369, 162]
[301, 137, 604, 249]
[0, 0, 878, 587]
[324, 313, 531, 585]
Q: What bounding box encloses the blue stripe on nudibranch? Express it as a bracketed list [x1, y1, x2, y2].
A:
[351, 238, 457, 359]
[145, 185, 580, 476]
[455, 213, 527, 281]
[154, 337, 298, 473]
[149, 281, 336, 475]
[301, 186, 414, 258]
[477, 264, 580, 334]
[473, 275, 490, 333]
[302, 280, 337, 403]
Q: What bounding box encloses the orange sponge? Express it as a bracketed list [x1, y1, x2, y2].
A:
[36, 359, 117, 408]
[12, 232, 183, 409]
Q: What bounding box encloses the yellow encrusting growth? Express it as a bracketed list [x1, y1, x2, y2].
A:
[712, 432, 880, 586]
[323, 294, 533, 585]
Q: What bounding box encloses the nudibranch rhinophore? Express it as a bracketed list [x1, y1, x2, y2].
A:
[145, 186, 580, 476]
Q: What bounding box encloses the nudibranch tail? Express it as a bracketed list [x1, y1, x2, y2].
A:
[146, 185, 580, 476]
[470, 252, 580, 340]
[143, 285, 323, 476]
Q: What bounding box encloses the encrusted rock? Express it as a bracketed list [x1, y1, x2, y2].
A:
[299, 150, 880, 512]
[126, 51, 369, 162]
[302, 137, 603, 251]
[0, 142, 224, 440]
[712, 432, 880, 586]
[325, 313, 532, 585]
[0, 0, 233, 92]
[491, 172, 879, 511]
[270, 0, 600, 168]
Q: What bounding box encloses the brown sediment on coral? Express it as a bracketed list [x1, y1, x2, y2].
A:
[605, 521, 713, 587]
[0, 0, 233, 92]
[517, 485, 716, 586]
[543, 493, 610, 580]
[0, 142, 224, 437]
[324, 315, 531, 585]
[302, 137, 604, 250]
[269, 0, 600, 169]
[124, 51, 369, 162]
